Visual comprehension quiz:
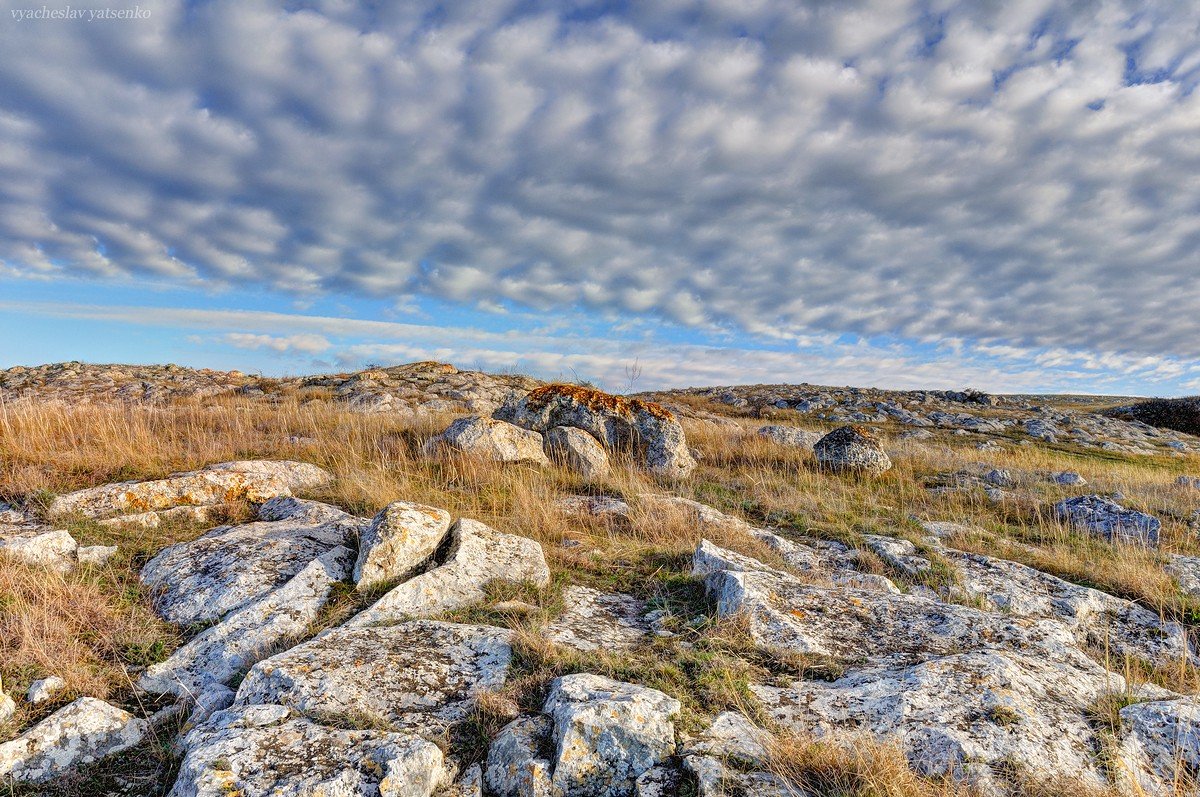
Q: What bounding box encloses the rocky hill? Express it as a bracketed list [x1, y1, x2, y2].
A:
[2, 363, 1200, 796]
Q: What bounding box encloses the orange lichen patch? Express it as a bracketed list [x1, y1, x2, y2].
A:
[522, 384, 677, 422]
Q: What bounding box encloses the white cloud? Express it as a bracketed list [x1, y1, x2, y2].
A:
[0, 1, 1198, 371]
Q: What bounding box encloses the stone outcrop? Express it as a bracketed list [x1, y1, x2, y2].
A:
[140, 496, 362, 625]
[496, 385, 696, 478]
[347, 518, 550, 627]
[0, 698, 148, 783]
[353, 501, 452, 591]
[813, 425, 892, 474]
[543, 425, 611, 480]
[424, 416, 551, 465]
[1116, 697, 1200, 797]
[1054, 494, 1162, 546]
[546, 586, 653, 652]
[234, 621, 513, 733]
[49, 460, 333, 520]
[170, 704, 451, 797]
[138, 546, 354, 697]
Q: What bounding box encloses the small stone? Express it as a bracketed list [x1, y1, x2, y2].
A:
[76, 545, 119, 566]
[0, 529, 78, 572]
[1051, 471, 1087, 486]
[25, 676, 66, 705]
[756, 425, 822, 449]
[0, 697, 148, 783]
[424, 416, 550, 465]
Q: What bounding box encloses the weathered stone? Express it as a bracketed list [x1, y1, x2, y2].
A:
[354, 501, 451, 591]
[698, 542, 1086, 666]
[554, 495, 632, 518]
[1116, 697, 1200, 797]
[863, 534, 932, 579]
[982, 468, 1015, 488]
[49, 460, 333, 519]
[684, 711, 770, 765]
[682, 713, 783, 797]
[0, 677, 15, 727]
[171, 704, 451, 797]
[546, 586, 651, 652]
[756, 425, 822, 449]
[97, 503, 227, 530]
[141, 497, 362, 625]
[755, 650, 1123, 789]
[26, 676, 66, 705]
[76, 544, 119, 566]
[448, 764, 485, 797]
[543, 673, 680, 797]
[486, 714, 555, 797]
[139, 546, 354, 697]
[496, 385, 696, 478]
[814, 426, 892, 475]
[1054, 494, 1161, 547]
[236, 621, 512, 733]
[0, 529, 77, 571]
[1050, 471, 1087, 486]
[544, 426, 611, 480]
[348, 519, 549, 627]
[0, 697, 148, 783]
[424, 416, 550, 465]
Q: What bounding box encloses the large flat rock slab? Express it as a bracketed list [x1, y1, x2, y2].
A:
[141, 497, 363, 625]
[234, 621, 513, 733]
[138, 546, 354, 697]
[171, 704, 450, 797]
[347, 518, 549, 626]
[49, 460, 333, 519]
[754, 650, 1124, 791]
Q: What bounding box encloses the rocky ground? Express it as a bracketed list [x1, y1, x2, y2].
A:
[2, 362, 1200, 796]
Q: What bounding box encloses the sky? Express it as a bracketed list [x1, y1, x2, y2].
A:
[0, 1, 1198, 394]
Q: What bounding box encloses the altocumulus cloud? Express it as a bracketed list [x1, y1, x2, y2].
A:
[0, 1, 1199, 369]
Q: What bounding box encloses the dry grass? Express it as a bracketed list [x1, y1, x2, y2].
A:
[2, 392, 1199, 794]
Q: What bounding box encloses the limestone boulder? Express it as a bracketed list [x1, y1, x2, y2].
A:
[138, 546, 354, 697]
[0, 697, 148, 783]
[26, 676, 66, 705]
[235, 621, 513, 733]
[170, 704, 451, 797]
[141, 497, 362, 625]
[353, 501, 451, 591]
[756, 425, 822, 449]
[347, 519, 549, 627]
[424, 416, 550, 465]
[543, 426, 611, 480]
[814, 425, 892, 475]
[0, 529, 77, 572]
[1116, 697, 1200, 797]
[1054, 494, 1161, 547]
[543, 673, 680, 797]
[49, 460, 332, 519]
[496, 385, 695, 478]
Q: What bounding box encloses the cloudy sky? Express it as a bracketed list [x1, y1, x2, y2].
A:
[0, 0, 1197, 393]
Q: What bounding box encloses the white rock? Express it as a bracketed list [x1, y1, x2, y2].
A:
[97, 503, 227, 530]
[1051, 471, 1087, 486]
[141, 497, 361, 625]
[755, 650, 1122, 789]
[0, 529, 77, 572]
[76, 544, 118, 566]
[424, 416, 550, 465]
[1054, 494, 1161, 547]
[49, 460, 333, 519]
[544, 426, 611, 480]
[353, 501, 451, 591]
[543, 673, 680, 797]
[25, 676, 66, 705]
[0, 697, 148, 783]
[750, 530, 901, 593]
[486, 714, 555, 797]
[448, 764, 485, 797]
[1116, 697, 1200, 797]
[546, 586, 651, 652]
[236, 621, 513, 733]
[348, 519, 549, 626]
[138, 546, 354, 697]
[0, 677, 15, 726]
[554, 495, 631, 517]
[170, 704, 451, 797]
